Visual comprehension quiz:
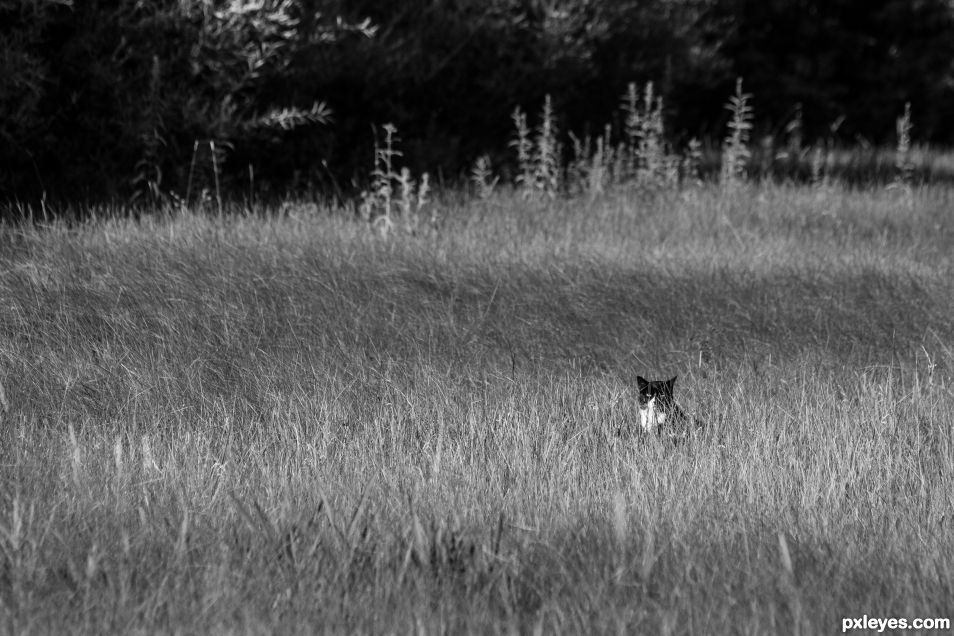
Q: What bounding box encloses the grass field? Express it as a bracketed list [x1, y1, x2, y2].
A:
[1, 183, 953, 634]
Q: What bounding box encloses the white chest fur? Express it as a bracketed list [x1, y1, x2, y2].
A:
[638, 396, 667, 433]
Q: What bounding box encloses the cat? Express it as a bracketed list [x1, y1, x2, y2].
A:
[633, 375, 702, 442]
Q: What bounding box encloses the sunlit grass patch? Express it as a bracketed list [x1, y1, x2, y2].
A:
[1, 183, 953, 633]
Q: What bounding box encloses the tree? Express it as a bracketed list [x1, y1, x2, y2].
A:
[0, 0, 374, 202]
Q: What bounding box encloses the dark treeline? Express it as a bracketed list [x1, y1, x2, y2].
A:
[3, 0, 954, 204]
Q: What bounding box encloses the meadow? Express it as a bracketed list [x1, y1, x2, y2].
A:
[1, 182, 953, 633]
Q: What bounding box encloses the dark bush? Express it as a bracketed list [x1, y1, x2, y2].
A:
[1, 0, 953, 205]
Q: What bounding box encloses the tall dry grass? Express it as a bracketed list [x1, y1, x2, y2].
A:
[1, 183, 953, 633]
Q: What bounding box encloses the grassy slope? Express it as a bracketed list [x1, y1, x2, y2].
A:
[1, 184, 953, 633]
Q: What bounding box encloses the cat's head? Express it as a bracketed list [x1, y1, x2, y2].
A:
[637, 375, 676, 408]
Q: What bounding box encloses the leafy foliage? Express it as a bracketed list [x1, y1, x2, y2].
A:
[2, 0, 954, 204]
[721, 78, 753, 187]
[0, 0, 372, 200]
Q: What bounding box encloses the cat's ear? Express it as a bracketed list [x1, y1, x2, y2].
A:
[637, 376, 649, 392]
[664, 376, 676, 394]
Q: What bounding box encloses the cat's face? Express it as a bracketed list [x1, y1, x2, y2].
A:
[637, 376, 676, 408]
[636, 376, 676, 433]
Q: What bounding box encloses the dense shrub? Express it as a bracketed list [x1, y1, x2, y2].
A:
[0, 0, 373, 201]
[1, 0, 953, 204]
